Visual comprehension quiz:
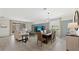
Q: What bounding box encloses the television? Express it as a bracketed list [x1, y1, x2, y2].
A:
[35, 26, 45, 32]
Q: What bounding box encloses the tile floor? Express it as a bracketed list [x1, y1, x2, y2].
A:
[0, 35, 66, 51]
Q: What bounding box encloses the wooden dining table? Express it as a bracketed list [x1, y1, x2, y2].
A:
[42, 32, 52, 44]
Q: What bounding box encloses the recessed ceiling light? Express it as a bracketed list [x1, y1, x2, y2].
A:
[48, 12, 50, 14]
[43, 8, 47, 10]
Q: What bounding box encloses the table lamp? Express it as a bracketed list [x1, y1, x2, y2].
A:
[68, 22, 78, 34]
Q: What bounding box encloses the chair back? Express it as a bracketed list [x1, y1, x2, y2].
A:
[52, 31, 56, 40]
[14, 31, 21, 40]
[36, 32, 43, 41]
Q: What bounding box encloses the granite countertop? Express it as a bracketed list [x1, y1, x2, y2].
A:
[66, 34, 79, 37]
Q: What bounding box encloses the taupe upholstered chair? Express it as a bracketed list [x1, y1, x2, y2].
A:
[14, 31, 22, 41]
[51, 31, 56, 43]
[36, 32, 46, 47]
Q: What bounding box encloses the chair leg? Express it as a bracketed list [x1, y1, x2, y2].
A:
[51, 40, 52, 44]
[66, 49, 69, 51]
[41, 41, 42, 47]
[37, 40, 43, 47]
[37, 40, 38, 45]
[54, 37, 56, 42]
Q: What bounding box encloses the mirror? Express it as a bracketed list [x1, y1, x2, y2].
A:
[74, 10, 79, 25]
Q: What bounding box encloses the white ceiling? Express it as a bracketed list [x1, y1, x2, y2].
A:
[0, 8, 77, 22]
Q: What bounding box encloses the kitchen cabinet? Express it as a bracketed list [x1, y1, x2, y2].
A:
[66, 35, 79, 51]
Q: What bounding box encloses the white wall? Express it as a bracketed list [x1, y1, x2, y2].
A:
[25, 22, 33, 31]
[0, 9, 3, 16]
[11, 20, 33, 33]
[0, 17, 10, 37]
[33, 19, 49, 24]
[49, 18, 61, 37]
